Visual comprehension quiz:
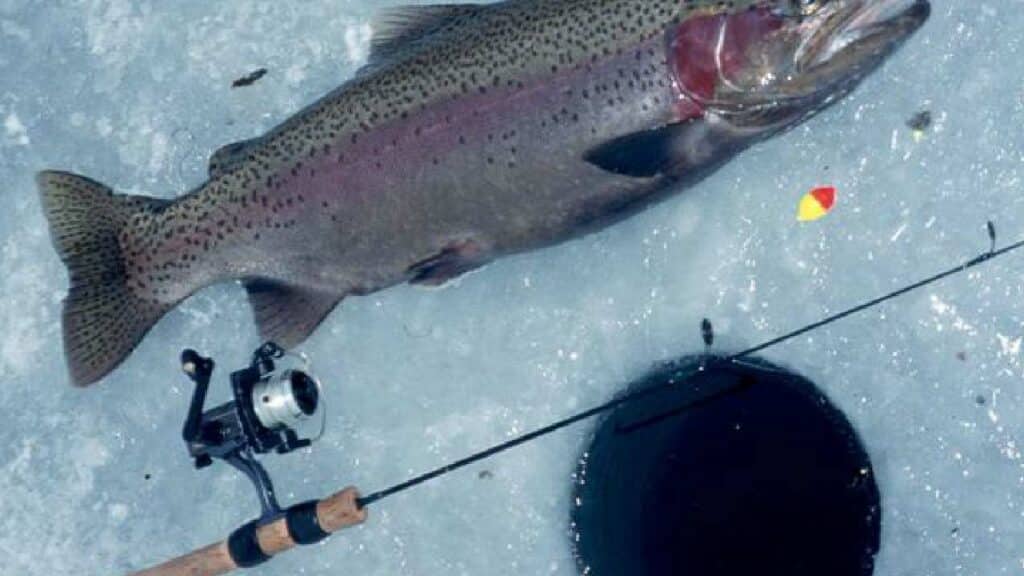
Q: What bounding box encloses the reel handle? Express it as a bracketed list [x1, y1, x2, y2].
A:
[127, 487, 367, 576]
[181, 349, 214, 445]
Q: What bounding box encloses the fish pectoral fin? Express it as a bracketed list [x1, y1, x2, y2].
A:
[208, 138, 262, 178]
[243, 280, 344, 348]
[408, 239, 488, 287]
[361, 4, 486, 75]
[583, 120, 703, 178]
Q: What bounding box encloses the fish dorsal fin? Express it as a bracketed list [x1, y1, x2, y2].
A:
[208, 137, 261, 178]
[366, 4, 485, 68]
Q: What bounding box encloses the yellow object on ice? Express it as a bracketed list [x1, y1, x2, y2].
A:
[797, 187, 836, 222]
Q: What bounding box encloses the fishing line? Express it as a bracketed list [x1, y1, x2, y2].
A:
[357, 224, 1019, 508]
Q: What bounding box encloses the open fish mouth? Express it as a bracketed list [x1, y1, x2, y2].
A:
[769, 0, 931, 107]
[684, 0, 931, 124]
[797, 0, 931, 74]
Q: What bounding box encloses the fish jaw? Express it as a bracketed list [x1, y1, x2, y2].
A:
[667, 0, 930, 131]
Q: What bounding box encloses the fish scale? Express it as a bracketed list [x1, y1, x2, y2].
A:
[36, 0, 930, 386]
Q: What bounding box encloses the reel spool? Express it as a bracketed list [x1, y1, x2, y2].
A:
[252, 368, 320, 431]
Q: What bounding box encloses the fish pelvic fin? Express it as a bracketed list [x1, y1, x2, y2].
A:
[407, 238, 488, 287]
[243, 280, 344, 349]
[37, 170, 172, 387]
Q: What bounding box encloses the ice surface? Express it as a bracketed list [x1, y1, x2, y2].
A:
[0, 1, 1022, 574]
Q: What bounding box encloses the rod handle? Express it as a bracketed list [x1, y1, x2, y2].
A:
[128, 487, 367, 576]
[127, 542, 235, 576]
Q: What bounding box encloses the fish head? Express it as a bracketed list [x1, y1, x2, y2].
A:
[670, 0, 930, 131]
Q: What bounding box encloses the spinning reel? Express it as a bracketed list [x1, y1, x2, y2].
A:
[180, 342, 326, 522]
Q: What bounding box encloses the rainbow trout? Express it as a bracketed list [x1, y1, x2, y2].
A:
[39, 0, 929, 386]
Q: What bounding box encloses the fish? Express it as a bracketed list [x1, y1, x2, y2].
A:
[37, 0, 930, 386]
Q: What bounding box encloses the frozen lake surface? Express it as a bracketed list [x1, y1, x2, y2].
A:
[0, 1, 1022, 574]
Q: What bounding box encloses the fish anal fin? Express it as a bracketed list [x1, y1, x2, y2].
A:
[209, 138, 261, 178]
[583, 122, 702, 178]
[243, 280, 344, 348]
[408, 239, 488, 287]
[364, 4, 486, 71]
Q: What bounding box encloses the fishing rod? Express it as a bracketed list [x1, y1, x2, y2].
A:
[130, 223, 1018, 576]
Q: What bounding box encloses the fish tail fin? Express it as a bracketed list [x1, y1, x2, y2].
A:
[37, 170, 173, 387]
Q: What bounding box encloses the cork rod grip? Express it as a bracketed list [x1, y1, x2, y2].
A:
[128, 487, 367, 576]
